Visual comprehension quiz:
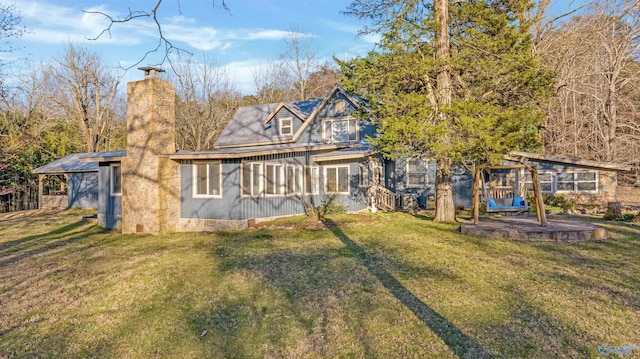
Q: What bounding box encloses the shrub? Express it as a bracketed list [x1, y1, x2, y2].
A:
[543, 194, 576, 211]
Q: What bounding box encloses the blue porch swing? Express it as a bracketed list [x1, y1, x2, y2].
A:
[471, 164, 548, 226]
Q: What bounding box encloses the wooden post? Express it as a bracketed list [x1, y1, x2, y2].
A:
[472, 167, 480, 225]
[38, 174, 44, 210]
[530, 169, 547, 226]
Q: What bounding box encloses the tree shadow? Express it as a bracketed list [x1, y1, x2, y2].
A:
[323, 219, 493, 358]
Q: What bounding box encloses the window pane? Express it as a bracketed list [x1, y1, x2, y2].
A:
[242, 164, 252, 195]
[338, 167, 349, 192]
[557, 172, 574, 182]
[112, 166, 122, 194]
[556, 182, 575, 191]
[326, 168, 337, 192]
[324, 121, 332, 143]
[208, 163, 220, 195]
[305, 167, 318, 194]
[349, 118, 357, 141]
[266, 164, 275, 195]
[195, 164, 207, 195]
[333, 120, 348, 142]
[539, 173, 552, 182]
[577, 172, 596, 181]
[287, 167, 294, 194]
[295, 167, 303, 194]
[252, 163, 262, 195]
[577, 182, 597, 191]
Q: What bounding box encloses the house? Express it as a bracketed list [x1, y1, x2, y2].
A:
[32, 68, 631, 233]
[79, 67, 417, 234]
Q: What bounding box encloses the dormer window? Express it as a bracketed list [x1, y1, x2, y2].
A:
[279, 117, 293, 136]
[324, 118, 358, 143]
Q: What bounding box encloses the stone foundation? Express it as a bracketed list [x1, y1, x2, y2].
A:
[179, 218, 249, 232]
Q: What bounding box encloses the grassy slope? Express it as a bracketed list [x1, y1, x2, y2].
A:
[0, 209, 638, 358]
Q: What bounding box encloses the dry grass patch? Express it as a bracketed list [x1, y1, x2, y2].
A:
[0, 210, 638, 358]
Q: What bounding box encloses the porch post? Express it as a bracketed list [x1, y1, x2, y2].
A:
[38, 174, 44, 210]
[530, 169, 547, 226]
[472, 167, 480, 225]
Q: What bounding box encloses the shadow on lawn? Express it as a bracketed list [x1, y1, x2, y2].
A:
[323, 219, 493, 359]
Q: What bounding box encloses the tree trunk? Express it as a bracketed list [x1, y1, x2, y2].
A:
[433, 0, 456, 222]
[434, 157, 456, 222]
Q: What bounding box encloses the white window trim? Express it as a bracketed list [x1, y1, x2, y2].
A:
[405, 158, 428, 188]
[241, 162, 264, 198]
[192, 161, 223, 199]
[110, 164, 122, 197]
[264, 162, 285, 197]
[324, 165, 350, 194]
[279, 117, 293, 136]
[305, 166, 320, 195]
[286, 164, 304, 196]
[555, 171, 599, 193]
[322, 117, 359, 144]
[525, 171, 554, 193]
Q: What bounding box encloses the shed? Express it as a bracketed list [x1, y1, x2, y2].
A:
[32, 153, 99, 209]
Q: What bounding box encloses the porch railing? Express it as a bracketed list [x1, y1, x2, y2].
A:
[373, 185, 396, 212]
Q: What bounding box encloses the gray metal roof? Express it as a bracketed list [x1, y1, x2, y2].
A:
[215, 98, 323, 147]
[32, 151, 126, 174]
[313, 144, 375, 162]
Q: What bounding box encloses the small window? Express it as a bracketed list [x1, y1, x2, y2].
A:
[406, 159, 427, 188]
[265, 163, 285, 196]
[110, 164, 122, 196]
[241, 162, 263, 197]
[286, 165, 303, 195]
[279, 117, 293, 136]
[325, 165, 350, 194]
[555, 171, 598, 192]
[335, 100, 346, 114]
[193, 162, 222, 198]
[358, 163, 370, 187]
[305, 166, 319, 194]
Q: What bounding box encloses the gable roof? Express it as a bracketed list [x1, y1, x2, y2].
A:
[215, 84, 365, 149]
[214, 98, 323, 148]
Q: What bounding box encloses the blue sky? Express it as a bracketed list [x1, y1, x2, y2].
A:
[12, 0, 379, 95]
[11, 0, 585, 95]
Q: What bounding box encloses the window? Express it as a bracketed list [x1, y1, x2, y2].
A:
[241, 162, 263, 196]
[305, 166, 319, 194]
[286, 165, 303, 195]
[358, 163, 370, 187]
[525, 172, 553, 193]
[335, 100, 346, 114]
[557, 171, 598, 192]
[279, 117, 293, 136]
[324, 118, 357, 143]
[406, 159, 427, 187]
[265, 163, 284, 196]
[110, 164, 122, 196]
[193, 162, 222, 197]
[325, 165, 350, 193]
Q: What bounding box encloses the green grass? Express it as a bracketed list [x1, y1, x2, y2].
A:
[0, 209, 639, 358]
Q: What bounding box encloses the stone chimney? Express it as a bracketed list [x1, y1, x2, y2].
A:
[120, 67, 180, 234]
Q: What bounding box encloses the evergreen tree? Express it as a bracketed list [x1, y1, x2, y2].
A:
[339, 0, 554, 221]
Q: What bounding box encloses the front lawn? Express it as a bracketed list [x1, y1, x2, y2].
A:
[0, 209, 638, 358]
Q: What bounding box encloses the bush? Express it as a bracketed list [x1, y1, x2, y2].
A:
[622, 213, 636, 222]
[303, 194, 346, 220]
[543, 194, 576, 211]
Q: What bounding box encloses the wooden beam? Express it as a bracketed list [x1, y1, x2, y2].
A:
[38, 174, 44, 210]
[472, 167, 480, 225]
[530, 169, 548, 226]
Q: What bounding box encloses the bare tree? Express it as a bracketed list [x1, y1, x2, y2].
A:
[542, 0, 640, 167]
[251, 59, 292, 104]
[171, 57, 241, 151]
[85, 0, 229, 67]
[281, 28, 320, 101]
[41, 44, 123, 153]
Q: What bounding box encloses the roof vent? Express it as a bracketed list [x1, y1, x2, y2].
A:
[138, 66, 165, 80]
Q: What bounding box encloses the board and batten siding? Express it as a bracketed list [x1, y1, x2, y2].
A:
[97, 164, 121, 229]
[67, 172, 98, 208]
[180, 154, 369, 224]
